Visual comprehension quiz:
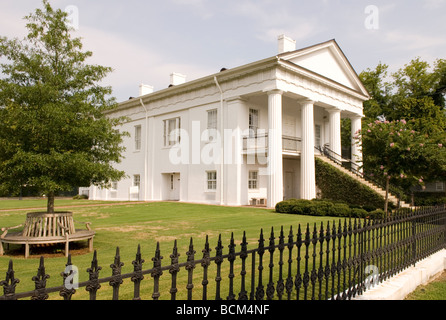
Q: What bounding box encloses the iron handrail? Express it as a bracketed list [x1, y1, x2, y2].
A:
[316, 145, 406, 205]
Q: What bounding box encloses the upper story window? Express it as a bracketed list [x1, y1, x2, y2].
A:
[164, 117, 181, 147]
[315, 124, 321, 148]
[249, 109, 259, 138]
[207, 109, 218, 142]
[135, 125, 142, 151]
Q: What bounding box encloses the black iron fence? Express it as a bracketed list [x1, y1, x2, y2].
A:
[1, 206, 445, 300]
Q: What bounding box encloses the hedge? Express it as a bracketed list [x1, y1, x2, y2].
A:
[315, 158, 386, 209]
[275, 199, 386, 219]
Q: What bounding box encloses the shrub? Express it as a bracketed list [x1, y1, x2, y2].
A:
[275, 198, 300, 213]
[276, 199, 380, 219]
[368, 209, 386, 219]
[73, 194, 88, 200]
[315, 158, 386, 209]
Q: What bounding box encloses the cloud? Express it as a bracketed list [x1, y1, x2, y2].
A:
[77, 26, 215, 101]
[423, 0, 446, 9]
[231, 1, 320, 45]
[383, 30, 446, 52]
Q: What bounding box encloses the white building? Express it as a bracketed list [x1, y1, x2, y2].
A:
[87, 36, 369, 208]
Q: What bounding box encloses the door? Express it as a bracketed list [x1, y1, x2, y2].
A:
[284, 171, 294, 200]
[169, 173, 180, 201]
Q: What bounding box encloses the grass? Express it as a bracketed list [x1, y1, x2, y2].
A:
[405, 272, 446, 300]
[0, 199, 334, 300]
[0, 198, 125, 210]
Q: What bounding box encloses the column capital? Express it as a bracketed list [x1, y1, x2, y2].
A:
[298, 98, 316, 106]
[264, 88, 284, 96]
[326, 107, 342, 114]
[350, 114, 364, 120]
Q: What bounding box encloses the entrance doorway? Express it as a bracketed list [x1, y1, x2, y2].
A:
[165, 173, 180, 201]
[284, 171, 294, 200]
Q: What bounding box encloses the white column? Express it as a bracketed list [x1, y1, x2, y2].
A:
[267, 90, 284, 208]
[328, 108, 342, 157]
[351, 115, 363, 171]
[300, 99, 316, 200]
[224, 97, 247, 206]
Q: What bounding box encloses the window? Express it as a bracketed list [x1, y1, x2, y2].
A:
[135, 125, 142, 151]
[111, 181, 118, 190]
[207, 109, 218, 142]
[164, 118, 181, 147]
[436, 182, 444, 191]
[249, 109, 259, 138]
[315, 124, 321, 148]
[248, 171, 258, 190]
[133, 175, 141, 188]
[206, 171, 217, 191]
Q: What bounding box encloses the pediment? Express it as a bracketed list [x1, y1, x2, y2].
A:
[280, 40, 369, 97]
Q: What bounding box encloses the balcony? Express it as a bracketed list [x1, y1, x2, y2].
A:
[242, 134, 302, 155]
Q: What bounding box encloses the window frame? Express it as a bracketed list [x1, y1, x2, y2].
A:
[207, 109, 218, 142]
[249, 109, 259, 138]
[134, 125, 142, 151]
[206, 171, 217, 191]
[248, 170, 259, 190]
[163, 117, 181, 147]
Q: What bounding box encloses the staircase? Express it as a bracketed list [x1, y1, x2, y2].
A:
[315, 147, 411, 208]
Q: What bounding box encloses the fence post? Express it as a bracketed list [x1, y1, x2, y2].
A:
[238, 231, 248, 300]
[86, 250, 101, 300]
[255, 229, 265, 300]
[201, 236, 211, 300]
[169, 240, 180, 300]
[215, 235, 223, 300]
[227, 233, 236, 300]
[110, 247, 124, 300]
[31, 256, 50, 300]
[185, 238, 196, 300]
[131, 244, 145, 300]
[151, 242, 163, 300]
[412, 210, 417, 267]
[60, 254, 76, 300]
[0, 260, 19, 300]
[266, 227, 275, 300]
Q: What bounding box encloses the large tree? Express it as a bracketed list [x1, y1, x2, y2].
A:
[358, 119, 446, 211]
[0, 1, 127, 212]
[357, 58, 446, 208]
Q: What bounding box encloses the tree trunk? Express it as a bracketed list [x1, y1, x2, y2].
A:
[47, 192, 55, 213]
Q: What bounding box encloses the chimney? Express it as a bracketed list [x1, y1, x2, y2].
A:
[139, 84, 154, 96]
[170, 72, 187, 86]
[278, 35, 296, 54]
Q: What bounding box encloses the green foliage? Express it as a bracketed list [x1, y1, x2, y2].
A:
[315, 158, 386, 209]
[275, 199, 385, 219]
[358, 59, 446, 193]
[358, 119, 446, 193]
[0, 1, 127, 210]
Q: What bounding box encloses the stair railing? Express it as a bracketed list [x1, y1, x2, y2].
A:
[315, 145, 406, 206]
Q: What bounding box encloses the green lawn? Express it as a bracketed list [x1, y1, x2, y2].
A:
[0, 198, 125, 210]
[0, 200, 334, 300]
[405, 272, 446, 300]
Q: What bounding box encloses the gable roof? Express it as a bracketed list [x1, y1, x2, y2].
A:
[278, 39, 370, 98]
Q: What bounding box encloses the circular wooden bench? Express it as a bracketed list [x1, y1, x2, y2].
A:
[0, 212, 95, 259]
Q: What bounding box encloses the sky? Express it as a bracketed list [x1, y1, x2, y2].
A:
[1, 0, 445, 102]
